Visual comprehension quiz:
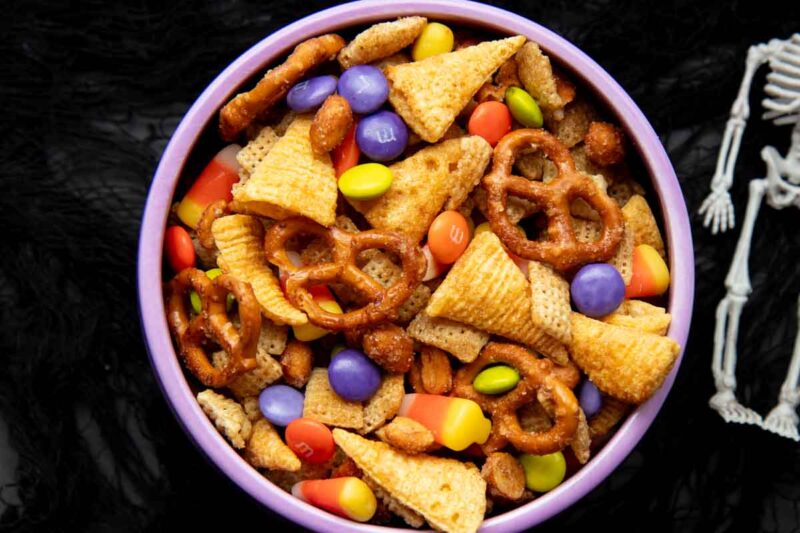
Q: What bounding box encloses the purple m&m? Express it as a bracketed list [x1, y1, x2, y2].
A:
[328, 349, 381, 402]
[570, 263, 625, 317]
[356, 111, 408, 162]
[578, 379, 603, 417]
[287, 75, 338, 112]
[337, 65, 389, 114]
[259, 384, 304, 426]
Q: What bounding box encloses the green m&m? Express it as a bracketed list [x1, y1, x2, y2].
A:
[473, 365, 520, 395]
[505, 86, 543, 128]
[190, 268, 233, 313]
[519, 452, 566, 492]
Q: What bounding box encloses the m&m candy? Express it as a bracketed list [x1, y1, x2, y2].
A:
[287, 75, 338, 112]
[504, 86, 543, 128]
[337, 65, 388, 114]
[578, 379, 603, 417]
[355, 111, 408, 162]
[411, 22, 454, 61]
[427, 210, 470, 264]
[626, 244, 670, 298]
[328, 349, 381, 402]
[293, 477, 377, 522]
[397, 393, 491, 451]
[338, 163, 393, 201]
[570, 263, 625, 317]
[468, 101, 512, 147]
[285, 418, 336, 464]
[259, 385, 304, 427]
[189, 267, 233, 313]
[164, 225, 196, 273]
[519, 451, 566, 492]
[473, 365, 520, 395]
[332, 121, 360, 177]
[176, 145, 241, 228]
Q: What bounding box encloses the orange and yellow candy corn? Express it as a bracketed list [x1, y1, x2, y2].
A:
[291, 286, 343, 341]
[397, 393, 491, 451]
[625, 244, 670, 298]
[292, 477, 376, 522]
[176, 145, 241, 228]
[277, 253, 343, 342]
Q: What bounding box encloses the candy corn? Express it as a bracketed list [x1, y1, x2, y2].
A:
[277, 253, 343, 341]
[625, 244, 670, 298]
[176, 145, 241, 228]
[292, 477, 377, 522]
[291, 286, 342, 342]
[397, 393, 491, 451]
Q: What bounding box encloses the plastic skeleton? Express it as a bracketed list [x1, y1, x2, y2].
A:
[699, 33, 800, 440]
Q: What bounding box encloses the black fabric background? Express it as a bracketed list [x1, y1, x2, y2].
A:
[2, 1, 800, 531]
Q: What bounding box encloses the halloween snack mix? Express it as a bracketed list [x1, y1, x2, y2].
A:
[163, 17, 681, 532]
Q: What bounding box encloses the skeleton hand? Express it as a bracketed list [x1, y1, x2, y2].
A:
[699, 187, 736, 234]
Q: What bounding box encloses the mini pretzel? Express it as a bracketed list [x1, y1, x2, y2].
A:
[453, 342, 579, 455]
[166, 268, 260, 387]
[263, 217, 424, 330]
[219, 34, 346, 141]
[482, 129, 624, 271]
[196, 199, 230, 250]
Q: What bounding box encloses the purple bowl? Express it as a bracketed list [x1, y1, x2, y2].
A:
[137, 1, 694, 531]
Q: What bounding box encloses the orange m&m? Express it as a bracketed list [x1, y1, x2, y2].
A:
[164, 225, 196, 273]
[285, 418, 336, 464]
[427, 210, 470, 264]
[468, 101, 512, 147]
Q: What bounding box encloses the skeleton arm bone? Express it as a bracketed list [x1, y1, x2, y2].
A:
[700, 44, 773, 233]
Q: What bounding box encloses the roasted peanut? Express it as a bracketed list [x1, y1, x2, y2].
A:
[362, 323, 414, 373]
[584, 121, 626, 167]
[481, 452, 526, 501]
[310, 95, 353, 153]
[419, 345, 453, 394]
[375, 416, 436, 454]
[280, 339, 313, 388]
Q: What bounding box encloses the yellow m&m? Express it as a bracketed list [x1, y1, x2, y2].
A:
[412, 22, 454, 61]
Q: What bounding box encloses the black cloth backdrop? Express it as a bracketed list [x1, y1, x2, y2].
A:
[1, 0, 799, 531]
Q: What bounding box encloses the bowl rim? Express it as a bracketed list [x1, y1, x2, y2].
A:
[137, 1, 695, 531]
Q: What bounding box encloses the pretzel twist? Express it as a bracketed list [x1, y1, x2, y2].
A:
[453, 342, 579, 455]
[218, 34, 345, 141]
[167, 268, 260, 387]
[196, 200, 230, 250]
[263, 218, 424, 330]
[482, 128, 624, 271]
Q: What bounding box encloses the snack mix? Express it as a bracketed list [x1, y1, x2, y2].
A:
[162, 17, 681, 533]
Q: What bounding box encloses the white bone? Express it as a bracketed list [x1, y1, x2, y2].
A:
[709, 180, 766, 427]
[704, 33, 800, 440]
[698, 43, 769, 234]
[763, 299, 800, 441]
[767, 72, 800, 89]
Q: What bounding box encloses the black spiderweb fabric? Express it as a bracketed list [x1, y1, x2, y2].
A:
[1, 1, 799, 532]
